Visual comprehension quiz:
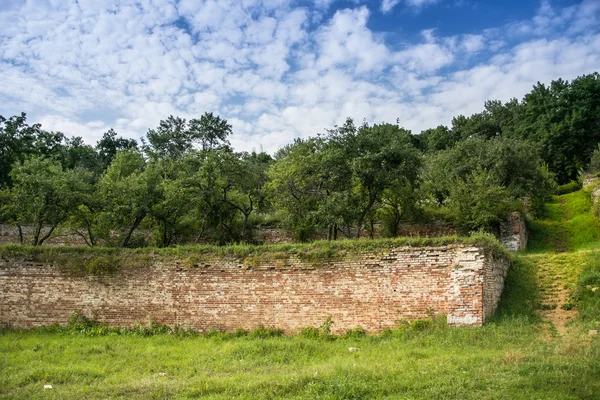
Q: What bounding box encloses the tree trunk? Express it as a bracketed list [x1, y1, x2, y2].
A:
[17, 225, 23, 245]
[38, 224, 57, 246]
[370, 219, 374, 239]
[195, 212, 209, 243]
[355, 194, 378, 239]
[32, 222, 42, 246]
[86, 221, 96, 247]
[327, 225, 333, 241]
[241, 213, 250, 241]
[121, 214, 145, 248]
[333, 223, 338, 240]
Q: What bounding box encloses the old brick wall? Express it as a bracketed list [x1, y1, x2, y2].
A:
[482, 250, 511, 321]
[499, 212, 528, 252]
[0, 246, 509, 333]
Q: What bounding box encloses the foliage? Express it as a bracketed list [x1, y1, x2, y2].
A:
[0, 156, 91, 246]
[446, 168, 512, 233]
[556, 180, 582, 195]
[1, 72, 600, 245]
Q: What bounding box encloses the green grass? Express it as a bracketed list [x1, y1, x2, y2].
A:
[520, 184, 600, 327]
[527, 189, 600, 253]
[574, 253, 600, 321]
[2, 319, 600, 399]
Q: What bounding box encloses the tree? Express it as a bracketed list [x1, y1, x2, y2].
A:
[146, 116, 190, 160]
[96, 129, 138, 170]
[268, 138, 328, 241]
[447, 168, 512, 234]
[188, 112, 232, 151]
[269, 120, 422, 240]
[219, 151, 269, 241]
[347, 123, 421, 238]
[423, 136, 555, 231]
[99, 150, 160, 248]
[0, 113, 41, 188]
[518, 73, 600, 183]
[145, 113, 232, 160]
[0, 156, 90, 245]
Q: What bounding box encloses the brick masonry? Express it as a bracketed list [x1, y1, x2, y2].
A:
[499, 212, 528, 252]
[0, 245, 510, 333]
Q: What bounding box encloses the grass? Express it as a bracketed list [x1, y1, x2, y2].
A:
[4, 190, 600, 398]
[0, 232, 509, 274]
[519, 183, 600, 330]
[2, 318, 600, 399]
[527, 189, 600, 253]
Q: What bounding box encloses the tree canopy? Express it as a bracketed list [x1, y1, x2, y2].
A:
[1, 72, 599, 245]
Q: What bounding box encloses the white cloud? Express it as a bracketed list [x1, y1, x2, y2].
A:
[381, 0, 441, 13]
[0, 0, 599, 154]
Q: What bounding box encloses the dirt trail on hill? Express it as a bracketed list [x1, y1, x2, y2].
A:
[538, 260, 577, 335]
[536, 196, 577, 335]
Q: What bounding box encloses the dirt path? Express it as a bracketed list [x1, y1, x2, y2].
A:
[537, 259, 577, 335]
[536, 197, 577, 335]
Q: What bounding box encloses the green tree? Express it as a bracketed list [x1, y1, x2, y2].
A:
[447, 168, 512, 233]
[0, 156, 91, 245]
[0, 113, 41, 188]
[96, 129, 138, 170]
[145, 113, 232, 160]
[347, 123, 421, 238]
[188, 112, 232, 151]
[99, 151, 160, 248]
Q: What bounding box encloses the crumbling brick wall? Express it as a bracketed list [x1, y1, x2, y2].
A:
[0, 245, 509, 333]
[499, 212, 528, 252]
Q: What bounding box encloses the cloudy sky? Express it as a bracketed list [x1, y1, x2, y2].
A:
[1, 0, 599, 153]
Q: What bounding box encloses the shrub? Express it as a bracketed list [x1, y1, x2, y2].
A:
[589, 144, 600, 174]
[300, 327, 321, 339]
[556, 181, 582, 195]
[342, 327, 366, 339]
[249, 326, 284, 339]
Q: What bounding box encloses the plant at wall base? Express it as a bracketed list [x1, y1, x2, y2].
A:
[320, 316, 334, 335]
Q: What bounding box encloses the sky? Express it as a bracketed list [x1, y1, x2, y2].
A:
[1, 0, 599, 153]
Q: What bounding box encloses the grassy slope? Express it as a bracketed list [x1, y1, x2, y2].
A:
[2, 191, 600, 399]
[522, 187, 600, 329]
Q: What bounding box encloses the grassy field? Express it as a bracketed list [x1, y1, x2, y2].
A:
[2, 189, 600, 399]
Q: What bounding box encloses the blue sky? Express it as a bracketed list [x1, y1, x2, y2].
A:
[0, 0, 599, 153]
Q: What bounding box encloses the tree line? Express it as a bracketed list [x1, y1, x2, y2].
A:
[1, 72, 599, 247]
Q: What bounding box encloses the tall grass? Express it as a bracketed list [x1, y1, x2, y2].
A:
[575, 253, 600, 321]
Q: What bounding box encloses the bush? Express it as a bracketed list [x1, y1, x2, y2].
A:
[589, 144, 600, 174]
[556, 181, 582, 195]
[342, 327, 366, 339]
[249, 326, 284, 339]
[300, 327, 321, 339]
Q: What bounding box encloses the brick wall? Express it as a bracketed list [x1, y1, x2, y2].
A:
[0, 245, 509, 333]
[499, 212, 528, 252]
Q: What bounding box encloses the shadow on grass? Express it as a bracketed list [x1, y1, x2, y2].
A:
[491, 256, 541, 323]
